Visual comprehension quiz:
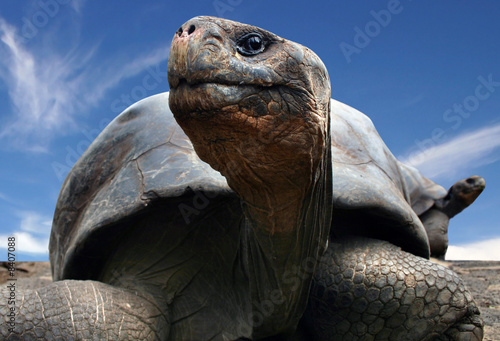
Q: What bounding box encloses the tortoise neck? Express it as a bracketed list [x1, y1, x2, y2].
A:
[239, 180, 305, 234]
[239, 146, 333, 337]
[441, 198, 467, 218]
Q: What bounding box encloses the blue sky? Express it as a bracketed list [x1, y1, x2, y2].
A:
[0, 1, 499, 261]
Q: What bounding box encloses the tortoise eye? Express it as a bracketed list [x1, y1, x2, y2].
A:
[237, 33, 265, 56]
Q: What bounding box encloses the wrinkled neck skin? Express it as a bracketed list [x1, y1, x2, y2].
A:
[182, 103, 333, 337]
[240, 148, 333, 337]
[170, 89, 332, 337]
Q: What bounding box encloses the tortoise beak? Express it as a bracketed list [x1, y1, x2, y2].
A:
[168, 18, 198, 89]
[168, 16, 225, 90]
[458, 175, 486, 206]
[465, 175, 486, 191]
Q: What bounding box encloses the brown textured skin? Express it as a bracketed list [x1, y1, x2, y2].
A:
[301, 237, 483, 340]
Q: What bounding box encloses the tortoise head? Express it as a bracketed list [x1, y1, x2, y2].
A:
[168, 16, 331, 210]
[440, 175, 486, 218]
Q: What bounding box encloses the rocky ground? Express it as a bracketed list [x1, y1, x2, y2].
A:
[447, 261, 500, 341]
[1, 261, 499, 340]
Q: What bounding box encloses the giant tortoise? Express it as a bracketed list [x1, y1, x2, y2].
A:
[1, 16, 485, 340]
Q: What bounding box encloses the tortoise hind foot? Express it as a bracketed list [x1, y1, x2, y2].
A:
[437, 303, 483, 340]
[1, 280, 169, 340]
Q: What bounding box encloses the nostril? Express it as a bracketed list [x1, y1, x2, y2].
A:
[466, 178, 475, 184]
[176, 24, 196, 38]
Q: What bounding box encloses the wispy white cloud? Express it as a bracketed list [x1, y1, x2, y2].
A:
[446, 237, 500, 261]
[400, 122, 500, 180]
[18, 210, 52, 234]
[0, 15, 169, 152]
[0, 192, 9, 202]
[0, 191, 18, 205]
[0, 19, 75, 151]
[0, 210, 51, 254]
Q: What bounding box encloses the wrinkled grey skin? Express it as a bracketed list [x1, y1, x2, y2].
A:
[1, 16, 484, 340]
